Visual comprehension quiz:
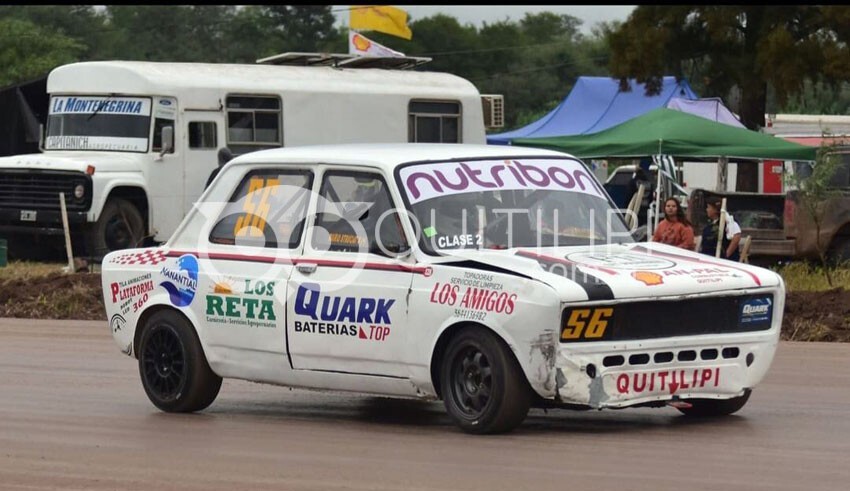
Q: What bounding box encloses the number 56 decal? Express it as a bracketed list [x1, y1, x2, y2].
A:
[560, 307, 614, 342]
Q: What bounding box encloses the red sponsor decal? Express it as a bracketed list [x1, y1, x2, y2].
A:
[110, 280, 155, 303]
[428, 283, 517, 314]
[615, 368, 721, 395]
[358, 325, 391, 341]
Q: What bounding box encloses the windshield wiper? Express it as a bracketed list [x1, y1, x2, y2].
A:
[87, 94, 116, 122]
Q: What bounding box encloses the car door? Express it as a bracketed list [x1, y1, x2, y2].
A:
[287, 169, 414, 378]
[195, 167, 313, 356]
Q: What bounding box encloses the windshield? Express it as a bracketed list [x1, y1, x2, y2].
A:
[397, 157, 633, 254]
[45, 96, 152, 152]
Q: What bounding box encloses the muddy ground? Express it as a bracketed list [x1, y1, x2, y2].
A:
[0, 272, 848, 342]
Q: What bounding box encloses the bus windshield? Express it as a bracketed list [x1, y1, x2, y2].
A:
[45, 95, 152, 153]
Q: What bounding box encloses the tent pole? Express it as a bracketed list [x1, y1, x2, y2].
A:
[652, 153, 663, 239]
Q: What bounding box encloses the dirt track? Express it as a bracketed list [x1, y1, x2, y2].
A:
[2, 318, 849, 491]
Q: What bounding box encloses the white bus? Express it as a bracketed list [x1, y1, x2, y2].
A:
[0, 54, 489, 259]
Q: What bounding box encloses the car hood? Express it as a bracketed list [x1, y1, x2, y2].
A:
[0, 152, 142, 173]
[435, 242, 782, 302]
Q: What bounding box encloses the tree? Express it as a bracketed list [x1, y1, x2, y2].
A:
[606, 6, 850, 130]
[224, 6, 278, 63]
[0, 17, 84, 86]
[399, 14, 481, 78]
[784, 139, 844, 286]
[0, 6, 108, 59]
[263, 5, 337, 53]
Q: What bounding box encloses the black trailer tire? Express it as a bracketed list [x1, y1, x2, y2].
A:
[440, 327, 531, 434]
[88, 198, 145, 260]
[677, 389, 752, 418]
[138, 310, 222, 413]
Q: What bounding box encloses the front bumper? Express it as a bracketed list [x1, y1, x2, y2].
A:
[554, 331, 779, 408]
[0, 208, 89, 235]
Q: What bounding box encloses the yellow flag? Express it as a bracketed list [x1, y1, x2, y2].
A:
[350, 5, 412, 40]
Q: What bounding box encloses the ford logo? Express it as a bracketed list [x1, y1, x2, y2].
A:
[159, 100, 172, 106]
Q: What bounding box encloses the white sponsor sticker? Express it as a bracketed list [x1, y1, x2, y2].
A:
[566, 251, 677, 270]
[400, 158, 606, 204]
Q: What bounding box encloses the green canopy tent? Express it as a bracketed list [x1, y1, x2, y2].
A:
[510, 107, 817, 161]
[511, 108, 817, 239]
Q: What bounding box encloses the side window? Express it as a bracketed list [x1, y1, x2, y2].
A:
[152, 117, 175, 153]
[209, 169, 312, 249]
[226, 95, 282, 155]
[312, 172, 407, 255]
[189, 122, 217, 149]
[408, 100, 461, 143]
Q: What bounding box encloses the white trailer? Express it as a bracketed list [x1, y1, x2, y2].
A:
[0, 54, 488, 259]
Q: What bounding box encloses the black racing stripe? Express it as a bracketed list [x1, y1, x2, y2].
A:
[440, 259, 533, 280]
[516, 250, 614, 301]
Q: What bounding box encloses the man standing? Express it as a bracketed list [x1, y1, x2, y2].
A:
[699, 199, 741, 261]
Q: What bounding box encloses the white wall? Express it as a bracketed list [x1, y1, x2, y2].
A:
[682, 161, 738, 192]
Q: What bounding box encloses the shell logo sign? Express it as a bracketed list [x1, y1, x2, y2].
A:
[352, 33, 372, 52]
[631, 271, 664, 286]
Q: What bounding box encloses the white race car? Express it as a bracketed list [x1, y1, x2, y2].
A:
[102, 143, 784, 434]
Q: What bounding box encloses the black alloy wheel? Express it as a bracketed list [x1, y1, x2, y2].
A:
[141, 323, 187, 403]
[138, 310, 222, 413]
[440, 327, 531, 434]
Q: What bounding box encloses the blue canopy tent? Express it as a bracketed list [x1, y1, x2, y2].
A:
[487, 76, 699, 145]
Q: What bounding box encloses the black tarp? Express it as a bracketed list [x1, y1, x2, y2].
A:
[0, 75, 49, 157]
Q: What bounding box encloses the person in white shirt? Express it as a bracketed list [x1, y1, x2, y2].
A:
[698, 199, 742, 261]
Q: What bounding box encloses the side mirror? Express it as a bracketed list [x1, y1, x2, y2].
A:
[160, 126, 174, 157]
[38, 123, 45, 152]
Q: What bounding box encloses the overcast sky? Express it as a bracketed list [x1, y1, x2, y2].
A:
[334, 5, 636, 33]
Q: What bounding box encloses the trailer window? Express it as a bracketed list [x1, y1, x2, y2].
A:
[189, 122, 217, 149]
[226, 95, 282, 154]
[408, 100, 461, 143]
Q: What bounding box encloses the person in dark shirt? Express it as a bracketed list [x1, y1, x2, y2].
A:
[205, 147, 234, 189]
[699, 199, 742, 261]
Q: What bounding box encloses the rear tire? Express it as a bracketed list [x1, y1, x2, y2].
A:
[827, 236, 850, 266]
[88, 198, 145, 260]
[678, 389, 751, 417]
[138, 310, 222, 413]
[440, 327, 531, 434]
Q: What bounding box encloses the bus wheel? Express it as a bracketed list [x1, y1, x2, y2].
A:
[88, 198, 144, 260]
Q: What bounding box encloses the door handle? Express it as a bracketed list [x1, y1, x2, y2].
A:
[296, 263, 317, 274]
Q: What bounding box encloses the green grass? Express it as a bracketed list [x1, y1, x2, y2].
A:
[772, 262, 850, 291]
[0, 260, 67, 281]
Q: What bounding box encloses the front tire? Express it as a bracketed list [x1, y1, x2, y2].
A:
[88, 198, 145, 260]
[678, 389, 752, 417]
[440, 327, 531, 434]
[138, 310, 222, 413]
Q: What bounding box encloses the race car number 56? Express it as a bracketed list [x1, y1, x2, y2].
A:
[561, 307, 613, 341]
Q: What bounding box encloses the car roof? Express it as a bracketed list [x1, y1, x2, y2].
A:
[226, 143, 579, 173]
